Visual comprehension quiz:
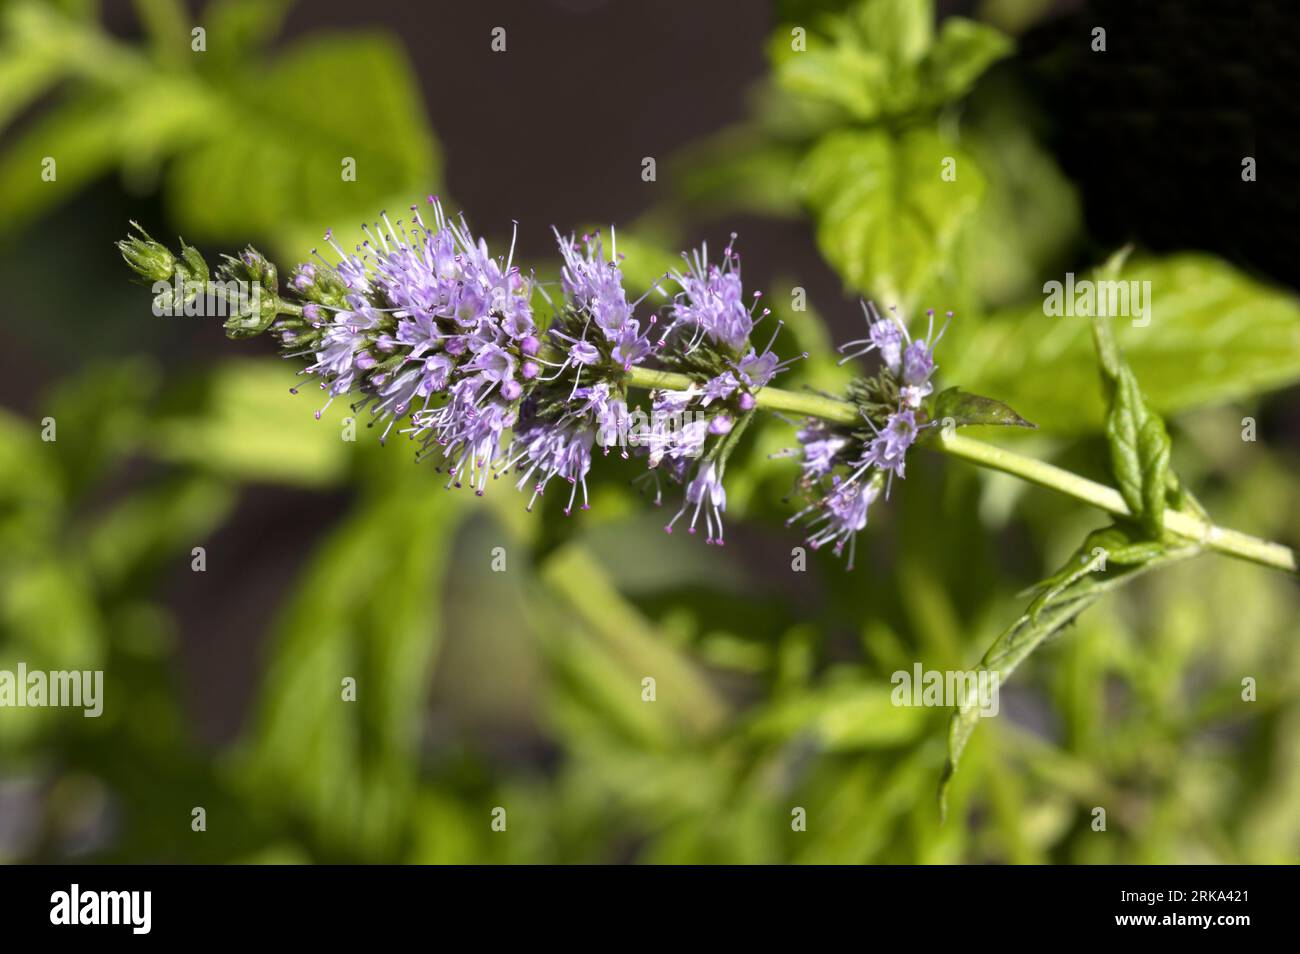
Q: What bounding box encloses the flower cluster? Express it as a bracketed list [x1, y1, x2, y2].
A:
[120, 202, 947, 567]
[270, 200, 802, 534]
[783, 302, 948, 569]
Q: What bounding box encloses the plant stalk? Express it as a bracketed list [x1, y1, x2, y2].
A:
[623, 366, 1297, 574]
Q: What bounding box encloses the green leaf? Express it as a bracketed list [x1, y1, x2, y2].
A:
[539, 544, 729, 741]
[799, 128, 985, 307]
[202, 0, 294, 69]
[0, 5, 70, 130]
[148, 360, 351, 487]
[938, 524, 1196, 816]
[0, 9, 440, 251]
[672, 129, 805, 219]
[930, 386, 1035, 429]
[241, 486, 465, 860]
[165, 32, 440, 247]
[770, 20, 893, 124]
[1087, 271, 1173, 536]
[132, 0, 189, 68]
[769, 1, 1008, 125]
[1102, 361, 1171, 535]
[947, 254, 1300, 433]
[747, 681, 927, 751]
[1087, 249, 1174, 534]
[0, 91, 198, 237]
[920, 18, 1014, 104]
[853, 0, 933, 65]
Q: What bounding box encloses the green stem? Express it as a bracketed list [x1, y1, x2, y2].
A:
[623, 366, 1297, 574]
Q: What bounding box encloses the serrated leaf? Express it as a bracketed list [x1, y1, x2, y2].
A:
[1087, 263, 1173, 535]
[799, 128, 985, 308]
[1102, 362, 1171, 535]
[770, 1, 1007, 125]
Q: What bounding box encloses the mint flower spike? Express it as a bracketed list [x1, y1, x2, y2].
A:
[115, 200, 920, 564]
[118, 205, 1299, 575]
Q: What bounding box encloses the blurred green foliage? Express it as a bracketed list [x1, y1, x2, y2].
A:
[0, 0, 440, 260]
[1, 0, 1298, 864]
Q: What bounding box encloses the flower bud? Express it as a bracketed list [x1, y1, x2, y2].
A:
[116, 222, 176, 283]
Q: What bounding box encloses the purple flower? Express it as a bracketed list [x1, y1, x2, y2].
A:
[651, 418, 709, 467]
[787, 406, 930, 569]
[701, 372, 739, 405]
[502, 418, 596, 515]
[411, 385, 517, 495]
[610, 320, 653, 369]
[307, 300, 384, 399]
[837, 301, 903, 373]
[670, 239, 764, 352]
[290, 263, 316, 293]
[901, 341, 934, 387]
[735, 323, 803, 391]
[665, 462, 728, 544]
[569, 340, 599, 365]
[554, 228, 632, 338]
[864, 408, 921, 484]
[643, 387, 708, 467]
[462, 343, 516, 384]
[802, 478, 880, 570]
[795, 422, 848, 479]
[396, 311, 442, 358]
[782, 299, 953, 566]
[898, 310, 949, 408]
[297, 198, 535, 420]
[571, 382, 623, 437]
